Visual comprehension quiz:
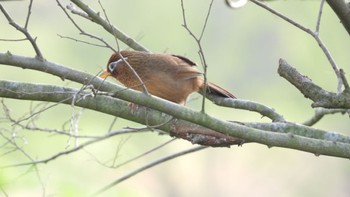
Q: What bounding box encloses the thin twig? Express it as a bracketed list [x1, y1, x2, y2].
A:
[1, 99, 123, 139]
[24, 0, 33, 29]
[94, 146, 208, 195]
[0, 38, 27, 42]
[12, 95, 76, 125]
[113, 139, 176, 169]
[0, 2, 43, 60]
[315, 0, 326, 34]
[180, 0, 215, 113]
[87, 138, 176, 169]
[56, 0, 116, 51]
[70, 0, 149, 51]
[83, 135, 130, 168]
[107, 117, 118, 132]
[0, 131, 47, 195]
[1, 127, 149, 169]
[57, 34, 106, 47]
[199, 0, 214, 40]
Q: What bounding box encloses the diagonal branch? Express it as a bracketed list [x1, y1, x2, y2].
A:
[94, 146, 207, 195]
[278, 59, 350, 109]
[69, 0, 149, 52]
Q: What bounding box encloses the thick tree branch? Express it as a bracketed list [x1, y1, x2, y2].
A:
[1, 80, 350, 158]
[278, 59, 350, 109]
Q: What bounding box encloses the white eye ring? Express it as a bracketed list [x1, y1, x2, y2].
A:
[108, 57, 128, 72]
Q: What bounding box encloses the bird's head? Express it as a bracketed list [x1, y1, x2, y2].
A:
[99, 53, 128, 79]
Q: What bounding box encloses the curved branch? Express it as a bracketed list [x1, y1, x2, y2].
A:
[206, 94, 285, 122]
[302, 108, 348, 126]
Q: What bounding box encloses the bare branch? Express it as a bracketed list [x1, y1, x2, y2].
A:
[0, 128, 47, 195]
[206, 95, 285, 122]
[24, 0, 33, 29]
[94, 146, 207, 195]
[69, 0, 149, 52]
[199, 0, 214, 40]
[0, 3, 43, 60]
[180, 0, 215, 113]
[303, 108, 348, 126]
[56, 0, 117, 51]
[57, 34, 106, 47]
[315, 0, 326, 33]
[1, 127, 149, 168]
[0, 38, 27, 42]
[112, 139, 176, 169]
[278, 59, 350, 109]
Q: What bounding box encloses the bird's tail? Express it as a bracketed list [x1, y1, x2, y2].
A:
[200, 82, 236, 99]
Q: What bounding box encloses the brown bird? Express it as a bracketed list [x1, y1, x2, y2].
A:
[99, 50, 235, 105]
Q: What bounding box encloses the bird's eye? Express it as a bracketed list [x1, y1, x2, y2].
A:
[108, 57, 128, 73]
[108, 61, 118, 72]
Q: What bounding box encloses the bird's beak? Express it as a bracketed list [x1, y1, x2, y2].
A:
[99, 71, 111, 79]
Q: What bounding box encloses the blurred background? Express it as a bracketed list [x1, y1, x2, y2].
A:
[0, 0, 350, 196]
